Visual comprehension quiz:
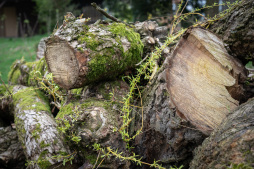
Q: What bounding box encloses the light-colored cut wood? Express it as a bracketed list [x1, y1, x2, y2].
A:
[166, 27, 246, 134]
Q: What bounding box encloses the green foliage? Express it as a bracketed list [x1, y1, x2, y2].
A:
[56, 104, 82, 144]
[228, 163, 253, 169]
[0, 35, 47, 83]
[32, 0, 79, 34]
[103, 0, 173, 22]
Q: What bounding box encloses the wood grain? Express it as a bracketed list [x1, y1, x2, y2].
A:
[166, 28, 246, 135]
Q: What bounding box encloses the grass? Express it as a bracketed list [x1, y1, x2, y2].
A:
[0, 34, 48, 83]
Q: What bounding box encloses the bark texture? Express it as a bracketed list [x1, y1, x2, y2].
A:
[0, 85, 13, 127]
[36, 37, 47, 61]
[190, 98, 254, 169]
[209, 0, 254, 64]
[165, 27, 246, 135]
[45, 18, 143, 89]
[56, 80, 130, 168]
[133, 67, 205, 168]
[12, 86, 70, 169]
[0, 126, 25, 169]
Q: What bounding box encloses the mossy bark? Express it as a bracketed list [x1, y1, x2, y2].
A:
[55, 80, 130, 168]
[8, 58, 48, 86]
[45, 19, 143, 89]
[12, 86, 70, 169]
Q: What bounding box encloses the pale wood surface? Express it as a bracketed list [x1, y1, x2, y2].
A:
[166, 28, 246, 134]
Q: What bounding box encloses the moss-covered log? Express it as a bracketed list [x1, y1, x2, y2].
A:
[45, 18, 143, 90]
[55, 80, 130, 168]
[12, 86, 70, 169]
[8, 58, 48, 86]
[208, 0, 254, 64]
[190, 98, 254, 169]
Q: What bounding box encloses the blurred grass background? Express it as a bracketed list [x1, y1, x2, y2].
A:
[0, 35, 47, 83]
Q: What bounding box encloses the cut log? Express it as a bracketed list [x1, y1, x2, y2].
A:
[12, 86, 70, 169]
[133, 27, 247, 168]
[165, 27, 246, 135]
[190, 98, 254, 169]
[45, 18, 143, 90]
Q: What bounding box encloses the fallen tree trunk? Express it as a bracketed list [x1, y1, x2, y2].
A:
[133, 27, 247, 168]
[55, 80, 130, 168]
[190, 98, 254, 169]
[45, 19, 144, 90]
[208, 0, 254, 64]
[12, 86, 70, 169]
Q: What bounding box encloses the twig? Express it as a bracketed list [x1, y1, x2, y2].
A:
[93, 150, 101, 169]
[91, 2, 132, 27]
[135, 54, 149, 66]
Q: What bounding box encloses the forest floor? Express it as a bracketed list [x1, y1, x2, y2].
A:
[0, 34, 47, 83]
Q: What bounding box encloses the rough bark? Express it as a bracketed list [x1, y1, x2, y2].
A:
[165, 27, 246, 135]
[133, 67, 206, 168]
[12, 85, 70, 169]
[0, 126, 26, 169]
[190, 98, 254, 169]
[133, 27, 247, 168]
[208, 0, 254, 64]
[36, 37, 47, 61]
[0, 85, 13, 127]
[45, 18, 143, 90]
[56, 80, 131, 168]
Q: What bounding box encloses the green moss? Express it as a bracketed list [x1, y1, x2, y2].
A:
[31, 123, 42, 141]
[8, 69, 21, 84]
[0, 84, 13, 96]
[7, 58, 47, 85]
[40, 140, 50, 148]
[14, 115, 26, 146]
[28, 58, 47, 86]
[77, 23, 143, 85]
[56, 103, 75, 119]
[83, 151, 98, 165]
[13, 87, 50, 112]
[37, 150, 51, 169]
[70, 88, 83, 99]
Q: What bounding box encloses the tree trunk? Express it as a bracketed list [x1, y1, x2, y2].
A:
[190, 98, 254, 169]
[208, 0, 254, 64]
[133, 27, 246, 168]
[0, 126, 25, 169]
[12, 85, 70, 169]
[45, 18, 143, 90]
